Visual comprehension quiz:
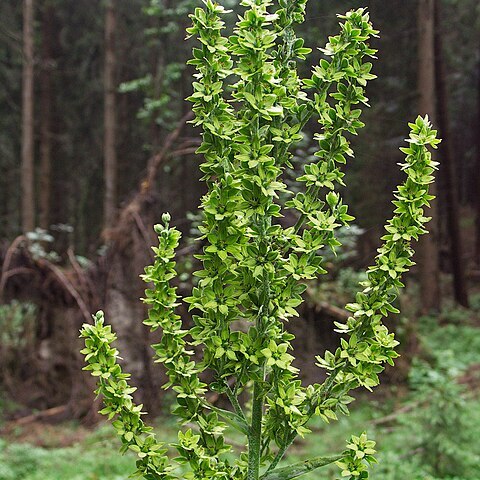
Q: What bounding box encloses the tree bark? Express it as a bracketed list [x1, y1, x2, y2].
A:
[434, 1, 469, 307]
[21, 0, 35, 232]
[149, 15, 164, 150]
[475, 52, 480, 266]
[103, 0, 117, 229]
[417, 0, 441, 313]
[39, 2, 56, 230]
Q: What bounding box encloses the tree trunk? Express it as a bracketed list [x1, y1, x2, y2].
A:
[21, 0, 35, 233]
[149, 19, 164, 150]
[434, 1, 469, 307]
[475, 53, 480, 266]
[417, 0, 441, 313]
[103, 0, 117, 229]
[39, 2, 56, 230]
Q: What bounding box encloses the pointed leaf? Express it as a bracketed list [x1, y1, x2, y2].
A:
[210, 406, 250, 436]
[261, 454, 343, 480]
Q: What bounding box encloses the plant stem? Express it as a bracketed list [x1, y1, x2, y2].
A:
[264, 444, 290, 476]
[247, 382, 263, 480]
[226, 384, 247, 422]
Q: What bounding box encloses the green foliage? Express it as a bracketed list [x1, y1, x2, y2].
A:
[0, 301, 36, 348]
[371, 314, 480, 480]
[120, 0, 196, 133]
[404, 355, 477, 478]
[0, 440, 48, 480]
[371, 362, 480, 480]
[81, 1, 439, 479]
[419, 314, 480, 368]
[0, 300, 36, 393]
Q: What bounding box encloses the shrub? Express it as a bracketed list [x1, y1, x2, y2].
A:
[404, 354, 480, 478]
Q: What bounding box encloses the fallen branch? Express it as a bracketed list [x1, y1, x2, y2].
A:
[0, 235, 26, 300]
[107, 111, 195, 243]
[131, 210, 156, 262]
[144, 111, 194, 193]
[317, 302, 349, 320]
[67, 247, 99, 308]
[0, 267, 36, 288]
[37, 259, 91, 323]
[169, 146, 199, 157]
[2, 405, 68, 430]
[371, 402, 418, 426]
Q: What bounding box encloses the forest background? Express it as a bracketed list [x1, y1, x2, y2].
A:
[0, 1, 480, 479]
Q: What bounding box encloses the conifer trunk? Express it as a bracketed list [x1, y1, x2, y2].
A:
[103, 0, 117, 229]
[39, 2, 56, 230]
[417, 0, 441, 312]
[434, 1, 469, 307]
[21, 0, 35, 232]
[475, 52, 480, 266]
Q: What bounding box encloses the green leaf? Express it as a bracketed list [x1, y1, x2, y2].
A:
[210, 406, 250, 436]
[261, 454, 343, 480]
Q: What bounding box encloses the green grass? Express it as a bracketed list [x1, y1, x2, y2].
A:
[0, 425, 136, 480]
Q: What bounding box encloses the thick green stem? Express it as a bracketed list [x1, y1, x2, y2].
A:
[265, 443, 290, 476]
[247, 382, 264, 480]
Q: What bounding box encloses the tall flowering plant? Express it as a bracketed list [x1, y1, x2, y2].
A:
[81, 1, 439, 479]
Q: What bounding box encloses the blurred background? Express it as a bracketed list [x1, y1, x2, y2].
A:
[0, 0, 479, 479]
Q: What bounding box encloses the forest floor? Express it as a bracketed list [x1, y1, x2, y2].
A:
[1, 308, 480, 480]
